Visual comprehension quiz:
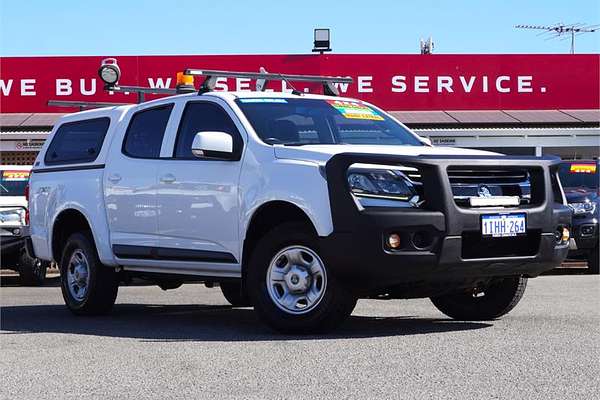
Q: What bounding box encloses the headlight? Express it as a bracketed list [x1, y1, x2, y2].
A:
[0, 208, 26, 226]
[569, 202, 597, 215]
[348, 169, 420, 207]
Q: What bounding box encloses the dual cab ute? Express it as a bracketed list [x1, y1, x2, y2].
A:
[28, 65, 571, 333]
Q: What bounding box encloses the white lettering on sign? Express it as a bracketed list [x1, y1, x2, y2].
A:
[80, 78, 96, 96]
[357, 76, 373, 93]
[56, 79, 73, 96]
[496, 76, 510, 93]
[236, 78, 251, 91]
[332, 78, 350, 94]
[148, 77, 172, 88]
[518, 76, 533, 93]
[0, 79, 13, 96]
[21, 79, 36, 96]
[414, 76, 429, 93]
[214, 77, 228, 91]
[437, 76, 453, 93]
[459, 76, 476, 93]
[483, 76, 489, 93]
[391, 75, 407, 92]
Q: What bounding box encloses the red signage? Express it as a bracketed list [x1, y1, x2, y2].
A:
[1, 54, 598, 112]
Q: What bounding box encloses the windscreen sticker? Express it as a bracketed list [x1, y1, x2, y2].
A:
[238, 98, 288, 103]
[569, 164, 597, 174]
[1, 170, 29, 181]
[327, 100, 384, 121]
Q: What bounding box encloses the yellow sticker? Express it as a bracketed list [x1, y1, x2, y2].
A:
[2, 170, 30, 181]
[327, 100, 384, 121]
[570, 164, 597, 174]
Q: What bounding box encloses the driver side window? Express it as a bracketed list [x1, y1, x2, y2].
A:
[174, 102, 243, 160]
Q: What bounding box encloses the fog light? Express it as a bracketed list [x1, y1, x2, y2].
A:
[13, 228, 20, 236]
[388, 233, 401, 249]
[561, 227, 570, 242]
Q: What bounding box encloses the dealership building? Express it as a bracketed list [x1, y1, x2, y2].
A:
[1, 54, 598, 164]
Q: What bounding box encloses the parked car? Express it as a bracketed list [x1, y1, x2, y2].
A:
[28, 67, 571, 333]
[558, 160, 599, 274]
[0, 166, 50, 285]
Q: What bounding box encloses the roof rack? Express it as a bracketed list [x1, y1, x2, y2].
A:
[49, 59, 354, 111]
[184, 68, 353, 96]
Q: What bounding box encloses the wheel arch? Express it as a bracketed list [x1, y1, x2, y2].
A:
[242, 201, 318, 273]
[50, 208, 96, 264]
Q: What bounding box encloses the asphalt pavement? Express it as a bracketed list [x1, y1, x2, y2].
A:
[1, 275, 598, 400]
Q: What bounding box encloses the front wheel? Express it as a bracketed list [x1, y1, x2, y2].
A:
[430, 276, 527, 320]
[59, 233, 118, 315]
[247, 222, 357, 334]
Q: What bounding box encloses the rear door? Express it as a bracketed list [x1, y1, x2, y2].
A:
[104, 103, 175, 254]
[156, 99, 246, 265]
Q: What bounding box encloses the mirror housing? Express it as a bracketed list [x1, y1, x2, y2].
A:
[191, 131, 234, 159]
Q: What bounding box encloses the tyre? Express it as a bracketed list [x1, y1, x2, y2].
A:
[18, 248, 49, 286]
[430, 276, 527, 320]
[220, 281, 252, 307]
[588, 246, 599, 275]
[247, 222, 357, 334]
[59, 232, 118, 315]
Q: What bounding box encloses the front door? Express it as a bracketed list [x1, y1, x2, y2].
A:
[156, 100, 245, 264]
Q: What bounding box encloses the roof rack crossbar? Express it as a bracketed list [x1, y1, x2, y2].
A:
[47, 100, 132, 110]
[184, 69, 352, 83]
[184, 68, 353, 96]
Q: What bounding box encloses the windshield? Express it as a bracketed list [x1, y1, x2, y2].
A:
[558, 162, 599, 189]
[0, 170, 29, 197]
[235, 98, 423, 146]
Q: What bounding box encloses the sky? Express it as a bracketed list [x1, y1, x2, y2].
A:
[0, 0, 599, 56]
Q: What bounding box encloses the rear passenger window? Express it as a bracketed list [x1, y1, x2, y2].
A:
[45, 118, 110, 165]
[122, 104, 173, 159]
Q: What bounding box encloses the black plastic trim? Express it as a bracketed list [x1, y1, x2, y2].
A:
[112, 244, 238, 263]
[31, 164, 106, 173]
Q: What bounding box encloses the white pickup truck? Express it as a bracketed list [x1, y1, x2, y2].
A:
[28, 67, 571, 333]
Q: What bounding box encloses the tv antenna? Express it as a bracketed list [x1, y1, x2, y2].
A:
[515, 23, 599, 54]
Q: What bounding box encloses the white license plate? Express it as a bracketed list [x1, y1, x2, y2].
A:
[481, 213, 526, 237]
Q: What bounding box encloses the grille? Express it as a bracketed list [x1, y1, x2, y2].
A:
[447, 167, 531, 207]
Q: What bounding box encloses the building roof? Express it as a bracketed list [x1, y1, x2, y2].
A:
[0, 109, 598, 130]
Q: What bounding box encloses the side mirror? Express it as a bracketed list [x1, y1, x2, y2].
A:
[191, 131, 233, 159]
[420, 136, 432, 146]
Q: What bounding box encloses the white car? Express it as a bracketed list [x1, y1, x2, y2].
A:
[1, 165, 49, 285]
[28, 74, 571, 332]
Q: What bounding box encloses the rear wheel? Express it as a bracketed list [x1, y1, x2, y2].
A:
[588, 246, 599, 275]
[220, 281, 252, 307]
[59, 233, 118, 315]
[430, 276, 527, 320]
[247, 222, 357, 334]
[18, 248, 49, 286]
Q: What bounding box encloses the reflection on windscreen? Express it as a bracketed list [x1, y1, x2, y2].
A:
[558, 163, 599, 189]
[235, 98, 423, 146]
[0, 171, 29, 197]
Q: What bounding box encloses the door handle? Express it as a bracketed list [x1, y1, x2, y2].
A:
[160, 174, 176, 184]
[107, 174, 122, 183]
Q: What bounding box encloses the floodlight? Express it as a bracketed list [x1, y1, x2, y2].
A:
[313, 28, 332, 53]
[98, 58, 121, 86]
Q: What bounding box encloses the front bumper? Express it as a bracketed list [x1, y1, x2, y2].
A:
[568, 216, 598, 255]
[321, 153, 571, 290]
[1, 225, 29, 257]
